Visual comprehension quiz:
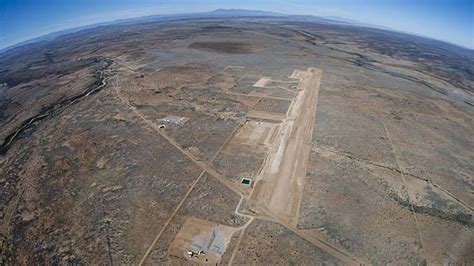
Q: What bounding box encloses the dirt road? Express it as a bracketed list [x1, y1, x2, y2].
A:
[251, 68, 322, 226]
[114, 70, 365, 265]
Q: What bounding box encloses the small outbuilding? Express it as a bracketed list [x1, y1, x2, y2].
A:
[161, 115, 185, 124]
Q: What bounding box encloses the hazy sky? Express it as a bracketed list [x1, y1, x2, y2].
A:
[1, 0, 473, 49]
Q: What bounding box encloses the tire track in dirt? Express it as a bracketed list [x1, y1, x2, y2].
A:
[113, 69, 364, 265]
[314, 144, 473, 213]
[113, 74, 259, 264]
[377, 110, 426, 257]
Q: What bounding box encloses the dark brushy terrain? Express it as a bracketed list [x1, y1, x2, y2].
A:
[0, 12, 473, 265]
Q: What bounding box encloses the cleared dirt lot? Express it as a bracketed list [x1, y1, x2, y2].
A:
[232, 120, 279, 148]
[168, 217, 237, 264]
[251, 68, 322, 226]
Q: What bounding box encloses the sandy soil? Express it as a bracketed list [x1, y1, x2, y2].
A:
[168, 217, 237, 264]
[253, 77, 271, 87]
[246, 110, 287, 122]
[232, 120, 279, 148]
[251, 68, 322, 226]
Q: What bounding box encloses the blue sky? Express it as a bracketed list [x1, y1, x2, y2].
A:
[0, 0, 473, 49]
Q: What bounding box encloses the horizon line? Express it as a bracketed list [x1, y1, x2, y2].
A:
[1, 8, 473, 53]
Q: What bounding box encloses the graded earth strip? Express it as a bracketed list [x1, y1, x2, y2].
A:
[114, 70, 363, 265]
[251, 68, 322, 226]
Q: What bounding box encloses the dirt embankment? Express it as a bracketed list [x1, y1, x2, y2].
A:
[0, 57, 112, 155]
